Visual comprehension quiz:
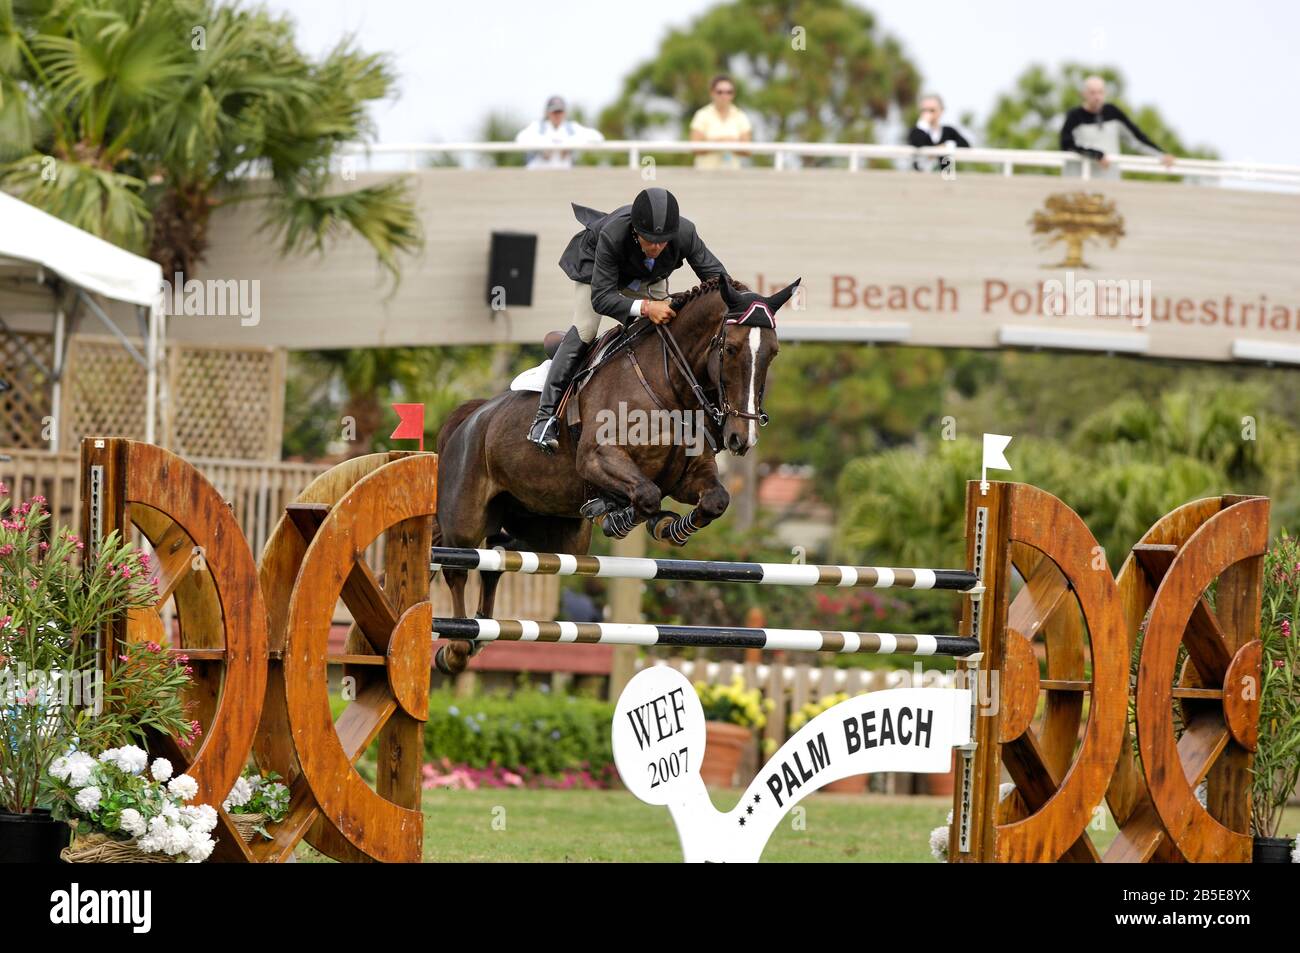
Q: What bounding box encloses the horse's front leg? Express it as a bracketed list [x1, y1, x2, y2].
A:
[648, 453, 729, 546]
[577, 443, 664, 539]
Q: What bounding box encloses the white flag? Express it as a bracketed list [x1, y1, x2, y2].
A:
[982, 434, 1013, 473]
[980, 434, 1013, 493]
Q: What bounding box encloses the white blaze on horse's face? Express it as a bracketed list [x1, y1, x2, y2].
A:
[745, 327, 761, 448]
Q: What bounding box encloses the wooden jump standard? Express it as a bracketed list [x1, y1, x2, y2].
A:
[430, 617, 981, 657]
[430, 546, 978, 591]
[81, 437, 1266, 864]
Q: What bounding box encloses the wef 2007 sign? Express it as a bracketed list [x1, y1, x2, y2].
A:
[612, 666, 971, 862]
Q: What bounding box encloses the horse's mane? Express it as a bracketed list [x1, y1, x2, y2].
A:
[669, 275, 749, 311]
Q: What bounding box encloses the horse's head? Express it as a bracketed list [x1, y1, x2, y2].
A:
[710, 276, 800, 455]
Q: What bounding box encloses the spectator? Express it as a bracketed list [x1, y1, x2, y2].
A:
[689, 75, 752, 170]
[1060, 76, 1175, 178]
[908, 93, 970, 173]
[514, 96, 604, 170]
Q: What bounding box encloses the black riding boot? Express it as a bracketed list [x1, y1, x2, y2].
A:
[527, 326, 589, 452]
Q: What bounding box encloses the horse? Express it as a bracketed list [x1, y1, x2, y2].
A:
[432, 274, 800, 674]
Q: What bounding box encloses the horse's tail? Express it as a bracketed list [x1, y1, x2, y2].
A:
[436, 398, 489, 455]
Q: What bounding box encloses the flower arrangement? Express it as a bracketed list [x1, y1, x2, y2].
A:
[695, 675, 767, 730]
[0, 485, 194, 817]
[1251, 532, 1300, 842]
[223, 768, 290, 840]
[48, 745, 217, 862]
[789, 691, 853, 732]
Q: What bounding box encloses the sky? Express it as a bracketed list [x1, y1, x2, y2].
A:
[261, 0, 1298, 166]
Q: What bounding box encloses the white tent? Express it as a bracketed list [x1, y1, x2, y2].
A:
[0, 191, 165, 445]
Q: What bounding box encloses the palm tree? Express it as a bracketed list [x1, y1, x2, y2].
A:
[0, 0, 419, 279]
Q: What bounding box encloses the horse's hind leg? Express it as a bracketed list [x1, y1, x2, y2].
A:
[474, 530, 514, 621]
[434, 499, 505, 676]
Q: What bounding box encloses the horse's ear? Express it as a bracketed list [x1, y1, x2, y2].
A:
[719, 274, 742, 310]
[765, 278, 801, 313]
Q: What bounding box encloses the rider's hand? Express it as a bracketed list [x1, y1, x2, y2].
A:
[645, 300, 676, 324]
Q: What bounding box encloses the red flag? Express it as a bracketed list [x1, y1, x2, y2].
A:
[390, 403, 425, 451]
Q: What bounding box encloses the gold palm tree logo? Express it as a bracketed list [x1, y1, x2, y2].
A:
[1028, 192, 1125, 268]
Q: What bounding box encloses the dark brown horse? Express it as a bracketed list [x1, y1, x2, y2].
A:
[433, 275, 800, 674]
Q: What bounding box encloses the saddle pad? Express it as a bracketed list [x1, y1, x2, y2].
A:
[564, 325, 628, 427]
[509, 359, 551, 393]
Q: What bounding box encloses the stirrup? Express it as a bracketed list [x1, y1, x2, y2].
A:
[527, 415, 560, 452]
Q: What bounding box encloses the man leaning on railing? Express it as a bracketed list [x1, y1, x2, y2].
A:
[1060, 75, 1175, 179]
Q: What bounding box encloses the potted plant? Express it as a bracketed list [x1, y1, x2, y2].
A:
[49, 745, 218, 862]
[223, 768, 291, 843]
[1251, 532, 1300, 862]
[789, 692, 868, 793]
[695, 675, 766, 788]
[0, 484, 192, 861]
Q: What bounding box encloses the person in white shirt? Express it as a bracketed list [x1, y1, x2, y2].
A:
[689, 75, 753, 170]
[514, 96, 605, 170]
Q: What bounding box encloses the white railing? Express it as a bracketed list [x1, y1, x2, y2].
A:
[338, 140, 1300, 190]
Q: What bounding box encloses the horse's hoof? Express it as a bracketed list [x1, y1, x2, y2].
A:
[435, 642, 471, 676]
[601, 508, 636, 539]
[580, 497, 615, 519]
[647, 511, 688, 546]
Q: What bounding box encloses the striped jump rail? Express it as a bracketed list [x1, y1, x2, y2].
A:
[431, 618, 981, 657]
[429, 546, 978, 592]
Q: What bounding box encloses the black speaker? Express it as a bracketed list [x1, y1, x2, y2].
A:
[486, 231, 537, 308]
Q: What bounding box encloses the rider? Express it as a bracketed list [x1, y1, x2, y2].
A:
[526, 187, 728, 451]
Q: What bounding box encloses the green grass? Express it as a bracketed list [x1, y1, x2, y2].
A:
[295, 790, 1300, 863]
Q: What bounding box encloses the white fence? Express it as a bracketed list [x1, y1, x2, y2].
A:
[339, 140, 1300, 191]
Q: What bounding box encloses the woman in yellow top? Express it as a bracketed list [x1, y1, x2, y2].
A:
[689, 75, 752, 170]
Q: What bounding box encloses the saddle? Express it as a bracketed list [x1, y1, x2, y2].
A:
[554, 323, 631, 430]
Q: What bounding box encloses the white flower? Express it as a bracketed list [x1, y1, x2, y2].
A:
[74, 786, 102, 812]
[167, 774, 199, 801]
[182, 804, 219, 834]
[185, 831, 215, 863]
[150, 758, 173, 782]
[119, 808, 146, 837]
[113, 745, 148, 775]
[97, 747, 120, 764]
[49, 755, 71, 781]
[161, 823, 193, 855]
[1292, 836, 1300, 864]
[65, 751, 97, 787]
[929, 824, 950, 861]
[161, 803, 181, 823]
[223, 776, 253, 811]
[137, 832, 163, 853]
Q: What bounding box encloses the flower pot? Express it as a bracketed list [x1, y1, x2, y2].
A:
[822, 775, 868, 794]
[1252, 835, 1295, 863]
[701, 721, 752, 788]
[0, 809, 71, 863]
[61, 832, 173, 864]
[231, 813, 268, 844]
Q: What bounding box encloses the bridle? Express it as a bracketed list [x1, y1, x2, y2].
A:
[655, 299, 772, 430]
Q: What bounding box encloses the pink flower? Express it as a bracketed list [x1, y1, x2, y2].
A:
[1282, 619, 1292, 638]
[145, 641, 162, 654]
[0, 545, 12, 557]
[0, 482, 7, 496]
